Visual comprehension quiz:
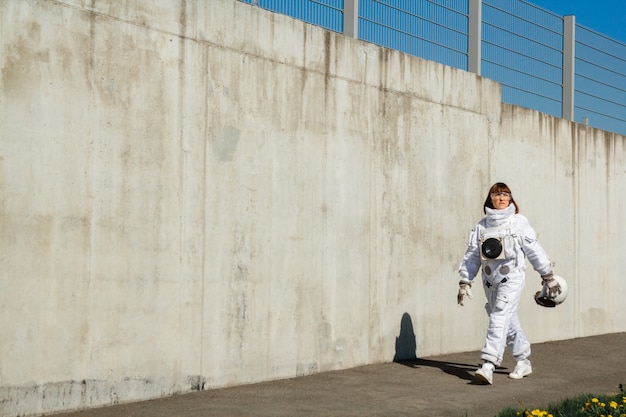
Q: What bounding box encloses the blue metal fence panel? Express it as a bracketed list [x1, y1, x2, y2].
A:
[574, 25, 626, 135]
[481, 0, 563, 117]
[358, 0, 468, 70]
[238, 0, 626, 136]
[239, 0, 344, 33]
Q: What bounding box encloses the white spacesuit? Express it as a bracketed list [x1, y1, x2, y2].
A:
[458, 203, 552, 379]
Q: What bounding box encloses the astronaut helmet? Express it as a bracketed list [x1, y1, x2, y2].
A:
[534, 274, 568, 307]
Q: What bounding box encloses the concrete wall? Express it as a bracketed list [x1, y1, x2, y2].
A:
[1, 0, 624, 415]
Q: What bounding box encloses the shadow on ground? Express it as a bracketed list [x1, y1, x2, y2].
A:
[392, 311, 511, 384]
[395, 358, 477, 381]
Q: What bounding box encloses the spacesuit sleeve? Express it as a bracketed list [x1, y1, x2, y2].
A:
[458, 226, 481, 282]
[518, 216, 552, 276]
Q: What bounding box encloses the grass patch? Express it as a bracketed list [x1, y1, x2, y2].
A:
[494, 384, 626, 417]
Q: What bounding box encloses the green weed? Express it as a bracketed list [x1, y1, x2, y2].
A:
[494, 384, 626, 417]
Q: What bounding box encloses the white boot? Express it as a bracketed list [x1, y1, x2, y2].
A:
[509, 359, 532, 379]
[474, 362, 495, 385]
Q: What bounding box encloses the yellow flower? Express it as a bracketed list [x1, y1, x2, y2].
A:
[611, 401, 619, 409]
[593, 398, 600, 403]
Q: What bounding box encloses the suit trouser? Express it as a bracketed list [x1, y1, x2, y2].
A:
[480, 273, 531, 366]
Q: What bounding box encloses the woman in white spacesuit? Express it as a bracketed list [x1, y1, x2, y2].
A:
[457, 182, 561, 385]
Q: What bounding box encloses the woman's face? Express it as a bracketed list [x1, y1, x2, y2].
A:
[490, 191, 511, 210]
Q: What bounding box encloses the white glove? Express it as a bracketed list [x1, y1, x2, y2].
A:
[541, 271, 561, 298]
[457, 281, 473, 306]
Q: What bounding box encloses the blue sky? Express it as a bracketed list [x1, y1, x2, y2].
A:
[529, 0, 626, 44]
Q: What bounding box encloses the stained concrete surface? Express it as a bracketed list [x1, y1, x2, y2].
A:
[48, 332, 626, 417]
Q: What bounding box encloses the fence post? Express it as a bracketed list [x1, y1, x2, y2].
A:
[344, 0, 359, 38]
[562, 15, 576, 121]
[468, 0, 482, 75]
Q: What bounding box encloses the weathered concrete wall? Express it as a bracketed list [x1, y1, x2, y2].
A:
[1, 0, 624, 415]
[494, 105, 626, 341]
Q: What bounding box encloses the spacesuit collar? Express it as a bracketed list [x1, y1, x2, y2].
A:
[485, 204, 515, 227]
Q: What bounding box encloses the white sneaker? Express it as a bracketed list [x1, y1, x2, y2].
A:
[509, 359, 532, 379]
[474, 362, 494, 385]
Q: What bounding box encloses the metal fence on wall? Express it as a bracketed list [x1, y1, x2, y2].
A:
[481, 1, 564, 118]
[575, 27, 626, 135]
[358, 0, 469, 70]
[239, 0, 626, 136]
[242, 0, 344, 32]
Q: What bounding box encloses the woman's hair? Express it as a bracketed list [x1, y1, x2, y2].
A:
[483, 182, 519, 214]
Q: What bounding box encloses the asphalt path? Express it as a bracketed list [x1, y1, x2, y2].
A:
[49, 332, 626, 417]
